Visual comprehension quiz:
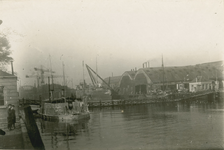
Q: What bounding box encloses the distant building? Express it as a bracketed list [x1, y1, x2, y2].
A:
[118, 71, 136, 97]
[117, 61, 223, 96]
[0, 70, 18, 106]
[103, 76, 121, 89]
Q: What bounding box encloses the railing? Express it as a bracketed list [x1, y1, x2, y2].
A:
[19, 98, 41, 106]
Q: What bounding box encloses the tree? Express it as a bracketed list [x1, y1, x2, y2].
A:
[0, 35, 13, 67]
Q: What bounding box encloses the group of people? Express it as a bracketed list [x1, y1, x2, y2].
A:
[7, 104, 16, 131]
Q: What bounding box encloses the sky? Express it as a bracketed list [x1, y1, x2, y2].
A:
[0, 0, 223, 88]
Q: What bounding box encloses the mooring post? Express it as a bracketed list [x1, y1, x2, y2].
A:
[39, 95, 44, 117]
[39, 95, 42, 108]
[123, 99, 125, 106]
[23, 105, 45, 150]
[22, 98, 25, 106]
[112, 100, 114, 107]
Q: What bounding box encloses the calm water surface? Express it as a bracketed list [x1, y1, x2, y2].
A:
[36, 99, 224, 150]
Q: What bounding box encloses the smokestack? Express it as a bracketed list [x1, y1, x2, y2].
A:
[142, 63, 144, 68]
[10, 61, 14, 75]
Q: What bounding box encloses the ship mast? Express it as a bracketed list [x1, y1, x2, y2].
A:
[62, 62, 66, 98]
[82, 60, 85, 95]
[96, 56, 98, 85]
[162, 55, 165, 91]
[49, 55, 54, 101]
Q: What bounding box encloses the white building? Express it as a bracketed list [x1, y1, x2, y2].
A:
[0, 70, 18, 107]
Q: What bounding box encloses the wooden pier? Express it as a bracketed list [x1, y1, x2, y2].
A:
[19, 90, 220, 108]
[87, 91, 217, 107]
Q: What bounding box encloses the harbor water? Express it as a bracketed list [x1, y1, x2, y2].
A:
[36, 98, 224, 150]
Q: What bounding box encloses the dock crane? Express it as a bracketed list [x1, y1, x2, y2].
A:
[26, 72, 66, 101]
[86, 64, 121, 99]
[25, 74, 41, 88]
[26, 74, 65, 84]
[33, 66, 55, 85]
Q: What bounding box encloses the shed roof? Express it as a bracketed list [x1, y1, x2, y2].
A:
[0, 70, 16, 77]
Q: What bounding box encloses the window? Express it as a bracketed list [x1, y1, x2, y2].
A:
[0, 86, 4, 106]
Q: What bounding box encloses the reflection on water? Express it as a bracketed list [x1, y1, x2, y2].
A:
[36, 99, 224, 150]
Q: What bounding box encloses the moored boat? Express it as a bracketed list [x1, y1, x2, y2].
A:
[38, 97, 90, 122]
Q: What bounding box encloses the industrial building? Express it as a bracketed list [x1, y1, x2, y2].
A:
[104, 61, 223, 97]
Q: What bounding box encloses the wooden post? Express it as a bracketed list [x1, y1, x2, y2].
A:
[23, 105, 45, 150]
[48, 77, 51, 102]
[39, 95, 42, 108]
[112, 100, 114, 107]
[22, 98, 25, 106]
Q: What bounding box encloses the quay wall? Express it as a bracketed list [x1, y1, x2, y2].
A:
[88, 91, 216, 108]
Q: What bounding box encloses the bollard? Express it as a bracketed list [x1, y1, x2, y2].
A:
[23, 105, 45, 150]
[22, 98, 25, 106]
[39, 95, 42, 107]
[112, 100, 114, 107]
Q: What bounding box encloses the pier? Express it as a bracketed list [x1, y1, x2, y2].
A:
[88, 90, 218, 107]
[19, 90, 220, 108]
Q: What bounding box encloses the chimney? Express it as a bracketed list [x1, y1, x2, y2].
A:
[10, 61, 14, 75]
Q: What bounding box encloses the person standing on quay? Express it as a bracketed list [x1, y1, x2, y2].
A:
[11, 105, 16, 129]
[7, 104, 12, 130]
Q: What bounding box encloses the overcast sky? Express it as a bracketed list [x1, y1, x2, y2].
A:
[0, 0, 223, 87]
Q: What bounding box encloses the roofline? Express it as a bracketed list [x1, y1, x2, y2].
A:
[196, 60, 223, 65]
[134, 69, 152, 83]
[0, 76, 17, 79]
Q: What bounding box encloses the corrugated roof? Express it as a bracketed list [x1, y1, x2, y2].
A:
[123, 71, 136, 79]
[137, 61, 223, 83]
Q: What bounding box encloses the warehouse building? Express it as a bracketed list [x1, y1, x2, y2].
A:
[118, 61, 223, 96]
